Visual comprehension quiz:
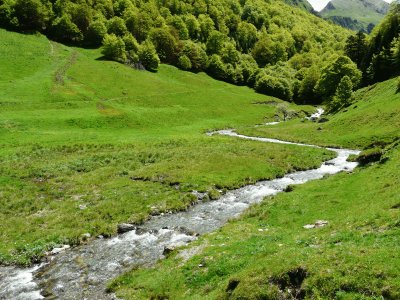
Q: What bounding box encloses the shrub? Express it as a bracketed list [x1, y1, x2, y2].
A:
[102, 33, 126, 62]
[356, 148, 383, 165]
[255, 74, 293, 101]
[86, 20, 107, 46]
[138, 41, 160, 72]
[177, 55, 192, 70]
[51, 15, 83, 43]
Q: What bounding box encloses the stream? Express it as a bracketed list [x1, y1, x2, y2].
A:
[0, 128, 360, 300]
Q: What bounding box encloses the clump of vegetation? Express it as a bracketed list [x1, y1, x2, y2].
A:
[356, 147, 383, 165]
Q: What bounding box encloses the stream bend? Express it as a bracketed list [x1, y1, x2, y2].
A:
[0, 130, 360, 300]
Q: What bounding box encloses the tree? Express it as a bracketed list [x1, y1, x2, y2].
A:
[138, 41, 160, 72]
[255, 73, 293, 101]
[208, 54, 227, 80]
[298, 65, 320, 104]
[252, 37, 287, 67]
[391, 37, 400, 71]
[178, 55, 192, 70]
[167, 15, 189, 40]
[125, 11, 152, 42]
[329, 75, 353, 111]
[236, 22, 258, 53]
[86, 20, 107, 46]
[315, 55, 361, 99]
[13, 0, 52, 30]
[344, 31, 367, 68]
[181, 41, 208, 71]
[102, 33, 126, 62]
[206, 30, 226, 55]
[149, 27, 179, 63]
[198, 14, 214, 42]
[276, 103, 296, 121]
[123, 33, 139, 52]
[221, 42, 240, 64]
[107, 16, 127, 36]
[184, 14, 200, 40]
[51, 14, 83, 43]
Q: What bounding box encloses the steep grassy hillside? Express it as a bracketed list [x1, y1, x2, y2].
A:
[321, 0, 390, 32]
[111, 79, 400, 299]
[0, 29, 334, 265]
[239, 77, 400, 149]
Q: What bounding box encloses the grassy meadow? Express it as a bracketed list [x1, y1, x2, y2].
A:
[0, 29, 333, 265]
[110, 76, 400, 298]
[111, 141, 400, 299]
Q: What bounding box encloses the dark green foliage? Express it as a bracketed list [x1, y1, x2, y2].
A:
[86, 20, 107, 46]
[361, 4, 400, 83]
[13, 0, 52, 30]
[51, 14, 83, 43]
[298, 65, 320, 104]
[181, 41, 208, 71]
[122, 33, 139, 52]
[345, 31, 367, 68]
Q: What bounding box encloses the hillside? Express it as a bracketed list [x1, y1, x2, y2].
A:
[0, 28, 335, 266]
[321, 0, 390, 32]
[110, 78, 400, 299]
[0, 0, 350, 103]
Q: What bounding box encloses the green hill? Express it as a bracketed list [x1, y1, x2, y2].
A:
[0, 0, 350, 103]
[0, 28, 335, 265]
[321, 0, 390, 32]
[110, 78, 400, 299]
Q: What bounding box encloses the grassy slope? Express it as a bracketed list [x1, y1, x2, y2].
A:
[239, 78, 400, 149]
[0, 29, 333, 265]
[111, 81, 400, 298]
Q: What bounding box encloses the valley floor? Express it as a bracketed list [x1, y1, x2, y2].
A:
[0, 29, 399, 299]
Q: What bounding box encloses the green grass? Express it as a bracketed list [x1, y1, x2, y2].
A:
[238, 78, 400, 149]
[110, 97, 400, 299]
[0, 29, 332, 265]
[109, 68, 400, 298]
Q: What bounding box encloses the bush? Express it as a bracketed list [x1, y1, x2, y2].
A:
[123, 33, 139, 52]
[101, 33, 126, 62]
[177, 55, 192, 70]
[138, 41, 160, 72]
[86, 20, 107, 46]
[255, 74, 293, 101]
[356, 148, 383, 165]
[51, 15, 83, 43]
[107, 16, 127, 36]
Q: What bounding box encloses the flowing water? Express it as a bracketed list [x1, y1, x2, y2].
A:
[0, 129, 360, 300]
